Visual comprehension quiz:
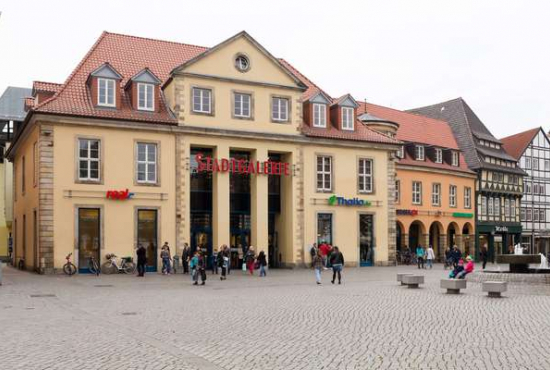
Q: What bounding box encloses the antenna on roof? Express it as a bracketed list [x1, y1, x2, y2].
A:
[364, 98, 367, 113]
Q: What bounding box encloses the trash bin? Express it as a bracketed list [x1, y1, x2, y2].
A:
[172, 255, 180, 274]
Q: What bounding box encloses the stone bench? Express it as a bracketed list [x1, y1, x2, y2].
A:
[482, 281, 507, 297]
[397, 273, 413, 286]
[440, 279, 467, 294]
[402, 275, 424, 288]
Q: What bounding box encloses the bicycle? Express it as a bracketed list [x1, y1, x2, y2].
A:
[101, 254, 136, 275]
[63, 253, 77, 276]
[88, 256, 100, 276]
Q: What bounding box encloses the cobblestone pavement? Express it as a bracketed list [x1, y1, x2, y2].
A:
[2, 264, 550, 370]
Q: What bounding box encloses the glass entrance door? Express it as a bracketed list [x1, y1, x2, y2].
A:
[359, 214, 374, 266]
[137, 209, 158, 272]
[191, 230, 212, 268]
[78, 208, 100, 273]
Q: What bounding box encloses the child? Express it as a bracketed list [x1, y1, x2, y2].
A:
[449, 258, 464, 279]
[456, 256, 474, 279]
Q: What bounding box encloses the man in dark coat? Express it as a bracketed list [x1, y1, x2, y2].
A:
[136, 244, 147, 277]
[182, 243, 190, 274]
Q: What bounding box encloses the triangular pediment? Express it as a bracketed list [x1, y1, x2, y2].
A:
[309, 91, 332, 104]
[333, 94, 358, 108]
[171, 31, 306, 89]
[90, 63, 122, 80]
[131, 68, 161, 85]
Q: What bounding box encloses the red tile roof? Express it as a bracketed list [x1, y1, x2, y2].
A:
[33, 81, 62, 94]
[34, 32, 208, 124]
[500, 127, 540, 160]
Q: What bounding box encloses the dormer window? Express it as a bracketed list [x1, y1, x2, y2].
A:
[138, 83, 154, 111]
[452, 151, 459, 166]
[98, 78, 116, 107]
[434, 148, 443, 163]
[396, 146, 404, 159]
[313, 103, 327, 128]
[415, 145, 425, 161]
[342, 107, 354, 130]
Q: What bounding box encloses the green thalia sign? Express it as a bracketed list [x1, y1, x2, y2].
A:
[328, 195, 371, 207]
[452, 212, 474, 218]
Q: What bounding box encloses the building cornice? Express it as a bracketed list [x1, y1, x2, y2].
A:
[173, 72, 306, 92]
[396, 163, 477, 179]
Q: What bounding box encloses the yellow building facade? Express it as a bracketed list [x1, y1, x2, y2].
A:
[9, 31, 400, 273]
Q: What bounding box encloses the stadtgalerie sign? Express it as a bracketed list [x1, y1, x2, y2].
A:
[328, 195, 371, 207]
[195, 153, 291, 176]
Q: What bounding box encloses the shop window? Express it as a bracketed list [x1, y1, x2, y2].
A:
[136, 142, 157, 184]
[317, 213, 333, 245]
[137, 83, 154, 111]
[98, 78, 116, 107]
[358, 158, 373, 193]
[272, 97, 289, 122]
[77, 208, 100, 272]
[313, 103, 327, 128]
[192, 87, 212, 114]
[234, 92, 251, 118]
[316, 155, 332, 192]
[78, 138, 101, 182]
[431, 183, 441, 206]
[449, 185, 457, 208]
[464, 187, 471, 209]
[412, 181, 422, 205]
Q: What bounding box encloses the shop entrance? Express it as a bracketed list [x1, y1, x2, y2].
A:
[230, 214, 250, 269]
[191, 213, 212, 268]
[137, 209, 158, 272]
[359, 214, 374, 266]
[77, 208, 100, 273]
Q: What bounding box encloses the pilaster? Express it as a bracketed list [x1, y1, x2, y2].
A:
[38, 124, 54, 274]
[251, 148, 268, 257]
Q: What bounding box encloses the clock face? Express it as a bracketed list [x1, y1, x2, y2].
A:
[235, 55, 250, 72]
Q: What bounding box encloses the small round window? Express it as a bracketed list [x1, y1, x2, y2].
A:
[235, 55, 250, 72]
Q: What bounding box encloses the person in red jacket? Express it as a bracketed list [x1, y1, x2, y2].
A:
[456, 256, 474, 279]
[318, 242, 331, 267]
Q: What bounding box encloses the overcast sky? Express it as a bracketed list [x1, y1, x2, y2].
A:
[1, 0, 548, 138]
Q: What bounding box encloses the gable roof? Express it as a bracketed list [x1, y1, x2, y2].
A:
[501, 127, 541, 160]
[0, 86, 32, 121]
[407, 97, 525, 175]
[32, 81, 62, 95]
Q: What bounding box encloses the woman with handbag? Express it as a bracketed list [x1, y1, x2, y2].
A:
[245, 246, 256, 275]
[257, 250, 267, 277]
[329, 246, 344, 285]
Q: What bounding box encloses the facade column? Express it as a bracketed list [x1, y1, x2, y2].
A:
[455, 234, 463, 253]
[439, 234, 447, 261]
[213, 144, 230, 251]
[403, 234, 409, 248]
[251, 148, 269, 258]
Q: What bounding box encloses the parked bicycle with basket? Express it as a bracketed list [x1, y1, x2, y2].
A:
[101, 254, 136, 274]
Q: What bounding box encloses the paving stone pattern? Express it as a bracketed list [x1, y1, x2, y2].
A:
[2, 265, 550, 370]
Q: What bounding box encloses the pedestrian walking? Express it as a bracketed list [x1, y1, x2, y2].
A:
[245, 246, 256, 275]
[426, 245, 435, 269]
[136, 244, 147, 277]
[416, 245, 425, 269]
[480, 244, 488, 270]
[182, 243, 190, 274]
[197, 251, 206, 285]
[257, 250, 267, 277]
[309, 243, 318, 268]
[212, 247, 219, 275]
[329, 246, 344, 284]
[160, 244, 172, 275]
[444, 247, 452, 269]
[220, 245, 229, 281]
[313, 250, 323, 284]
[451, 245, 462, 268]
[190, 251, 199, 284]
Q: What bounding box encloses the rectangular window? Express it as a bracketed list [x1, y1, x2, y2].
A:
[488, 197, 493, 216]
[431, 183, 441, 206]
[525, 157, 531, 169]
[358, 158, 373, 193]
[137, 83, 154, 111]
[504, 199, 510, 217]
[527, 208, 532, 221]
[234, 92, 251, 118]
[317, 213, 333, 245]
[521, 208, 526, 221]
[98, 78, 115, 107]
[136, 143, 158, 184]
[313, 103, 327, 128]
[272, 97, 289, 122]
[78, 139, 100, 182]
[341, 107, 354, 130]
[541, 209, 546, 222]
[21, 156, 25, 194]
[545, 160, 550, 171]
[464, 187, 471, 209]
[412, 181, 422, 205]
[494, 197, 500, 217]
[449, 185, 457, 207]
[534, 208, 540, 222]
[526, 183, 531, 194]
[511, 200, 516, 220]
[192, 87, 212, 114]
[434, 148, 442, 163]
[396, 146, 404, 159]
[481, 196, 487, 215]
[316, 156, 332, 192]
[533, 158, 539, 170]
[415, 146, 425, 161]
[395, 180, 400, 203]
[33, 142, 38, 187]
[452, 151, 459, 166]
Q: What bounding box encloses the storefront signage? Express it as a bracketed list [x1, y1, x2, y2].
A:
[495, 226, 509, 233]
[452, 212, 474, 218]
[328, 195, 371, 207]
[397, 209, 418, 216]
[106, 189, 134, 200]
[195, 153, 290, 176]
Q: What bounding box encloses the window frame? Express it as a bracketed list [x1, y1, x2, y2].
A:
[76, 137, 103, 184]
[488, 197, 494, 216]
[313, 103, 327, 128]
[494, 197, 500, 217]
[415, 145, 425, 161]
[137, 82, 155, 111]
[271, 95, 290, 123]
[97, 78, 116, 107]
[431, 183, 441, 206]
[135, 141, 160, 186]
[452, 151, 459, 166]
[412, 181, 422, 205]
[434, 148, 443, 164]
[316, 155, 333, 193]
[464, 187, 471, 209]
[481, 196, 487, 215]
[191, 86, 214, 115]
[232, 91, 253, 120]
[341, 107, 354, 131]
[357, 158, 374, 194]
[449, 185, 457, 208]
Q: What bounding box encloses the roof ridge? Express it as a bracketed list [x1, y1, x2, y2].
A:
[103, 31, 209, 50]
[33, 80, 62, 85]
[500, 127, 540, 141]
[35, 31, 110, 111]
[279, 58, 332, 101]
[362, 101, 449, 125]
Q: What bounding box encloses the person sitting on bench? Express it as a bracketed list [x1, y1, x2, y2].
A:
[456, 256, 474, 279]
[448, 258, 464, 279]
